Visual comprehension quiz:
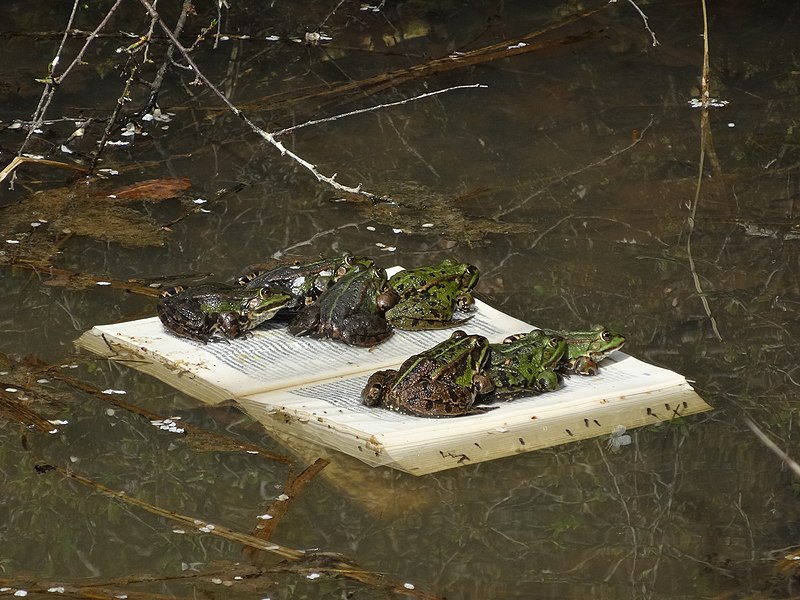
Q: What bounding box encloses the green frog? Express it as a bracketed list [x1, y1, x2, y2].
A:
[361, 330, 495, 417]
[541, 327, 626, 375]
[288, 263, 393, 347]
[485, 330, 568, 396]
[384, 259, 480, 330]
[238, 254, 374, 311]
[157, 283, 292, 343]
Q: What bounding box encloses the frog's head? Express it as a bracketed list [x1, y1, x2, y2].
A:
[361, 370, 396, 407]
[587, 328, 625, 359]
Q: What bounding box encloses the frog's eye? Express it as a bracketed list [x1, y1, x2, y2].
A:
[377, 289, 399, 311]
[548, 337, 561, 347]
[363, 384, 384, 406]
[601, 330, 614, 342]
[161, 285, 185, 298]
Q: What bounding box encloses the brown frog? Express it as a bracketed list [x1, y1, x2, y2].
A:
[361, 330, 495, 417]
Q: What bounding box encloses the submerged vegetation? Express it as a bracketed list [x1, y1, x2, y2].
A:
[1, 0, 799, 598]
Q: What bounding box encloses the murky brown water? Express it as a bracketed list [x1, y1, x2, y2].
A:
[2, 1, 799, 598]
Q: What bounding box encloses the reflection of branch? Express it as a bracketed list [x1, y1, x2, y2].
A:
[744, 417, 800, 479]
[495, 114, 655, 220]
[686, 0, 722, 341]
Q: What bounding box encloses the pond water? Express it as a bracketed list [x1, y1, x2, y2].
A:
[1, 1, 799, 598]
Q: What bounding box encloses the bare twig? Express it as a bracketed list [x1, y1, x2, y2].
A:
[685, 0, 723, 341]
[0, 155, 89, 185]
[622, 0, 660, 46]
[744, 417, 800, 479]
[271, 84, 488, 137]
[18, 0, 124, 158]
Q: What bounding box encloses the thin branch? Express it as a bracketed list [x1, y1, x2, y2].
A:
[18, 0, 124, 157]
[137, 0, 384, 200]
[623, 0, 660, 47]
[685, 0, 723, 341]
[744, 417, 800, 479]
[271, 84, 487, 137]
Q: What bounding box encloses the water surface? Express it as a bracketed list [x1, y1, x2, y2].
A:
[1, 1, 799, 598]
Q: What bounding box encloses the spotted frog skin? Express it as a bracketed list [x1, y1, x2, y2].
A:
[238, 254, 373, 312]
[383, 259, 480, 330]
[157, 283, 292, 343]
[484, 329, 568, 396]
[288, 263, 393, 347]
[541, 327, 626, 375]
[361, 330, 495, 417]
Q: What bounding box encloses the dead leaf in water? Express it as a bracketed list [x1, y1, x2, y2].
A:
[110, 177, 192, 201]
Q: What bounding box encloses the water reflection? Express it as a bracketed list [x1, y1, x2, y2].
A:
[1, 0, 799, 598]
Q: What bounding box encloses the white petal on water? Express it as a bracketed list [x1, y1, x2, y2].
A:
[265, 35, 280, 41]
[6, 240, 20, 244]
[366, 226, 376, 231]
[421, 223, 434, 228]
[193, 198, 207, 204]
[5, 387, 18, 393]
[96, 281, 112, 286]
[306, 573, 321, 580]
[14, 590, 28, 597]
[47, 587, 65, 593]
[392, 227, 403, 233]
[404, 583, 416, 590]
[257, 513, 273, 520]
[172, 529, 185, 534]
[276, 493, 289, 501]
